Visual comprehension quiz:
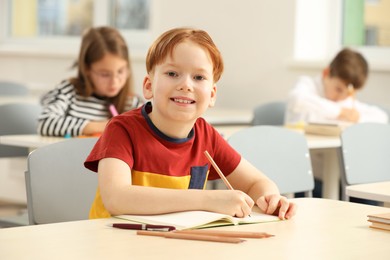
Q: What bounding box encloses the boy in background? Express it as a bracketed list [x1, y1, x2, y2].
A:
[285, 48, 388, 200]
[285, 48, 388, 125]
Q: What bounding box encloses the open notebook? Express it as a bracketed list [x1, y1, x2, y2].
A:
[115, 207, 280, 230]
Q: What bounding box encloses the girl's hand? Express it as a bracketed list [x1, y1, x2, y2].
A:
[256, 194, 297, 220]
[83, 120, 109, 135]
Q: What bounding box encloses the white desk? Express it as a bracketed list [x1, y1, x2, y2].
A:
[346, 181, 390, 204]
[203, 107, 253, 125]
[0, 96, 39, 105]
[0, 130, 342, 200]
[1, 198, 389, 259]
[0, 134, 65, 149]
[0, 132, 341, 151]
[304, 134, 341, 149]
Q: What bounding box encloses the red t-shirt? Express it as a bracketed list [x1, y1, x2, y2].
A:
[85, 102, 241, 187]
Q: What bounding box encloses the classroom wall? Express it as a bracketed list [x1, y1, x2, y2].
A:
[0, 0, 389, 110]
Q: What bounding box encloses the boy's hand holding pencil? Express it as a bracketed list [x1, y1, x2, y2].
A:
[204, 151, 254, 218]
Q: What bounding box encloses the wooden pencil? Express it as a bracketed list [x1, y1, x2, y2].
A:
[175, 229, 274, 238]
[204, 150, 234, 190]
[204, 150, 252, 217]
[137, 230, 245, 244]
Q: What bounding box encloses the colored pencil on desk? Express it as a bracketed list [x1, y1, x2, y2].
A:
[137, 230, 245, 244]
[175, 229, 274, 238]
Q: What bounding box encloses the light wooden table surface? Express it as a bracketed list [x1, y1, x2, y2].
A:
[346, 181, 390, 204]
[1, 198, 389, 260]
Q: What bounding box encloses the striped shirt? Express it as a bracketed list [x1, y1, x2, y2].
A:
[37, 80, 142, 137]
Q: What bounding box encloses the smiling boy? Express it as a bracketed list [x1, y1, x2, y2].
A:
[85, 27, 296, 220]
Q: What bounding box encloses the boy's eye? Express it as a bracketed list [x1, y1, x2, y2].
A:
[167, 71, 177, 77]
[194, 75, 205, 81]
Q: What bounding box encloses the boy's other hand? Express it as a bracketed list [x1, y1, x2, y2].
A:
[257, 194, 297, 220]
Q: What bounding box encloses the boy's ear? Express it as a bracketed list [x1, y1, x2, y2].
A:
[322, 67, 330, 78]
[143, 75, 153, 100]
[209, 84, 217, 107]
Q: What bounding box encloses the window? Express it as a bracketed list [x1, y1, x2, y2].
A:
[0, 0, 151, 57]
[293, 0, 390, 71]
[344, 0, 390, 47]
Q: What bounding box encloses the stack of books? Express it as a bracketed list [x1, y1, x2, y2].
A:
[367, 212, 390, 231]
[304, 121, 352, 136]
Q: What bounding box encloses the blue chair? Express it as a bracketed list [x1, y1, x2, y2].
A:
[0, 81, 29, 96]
[339, 123, 390, 202]
[25, 137, 98, 224]
[228, 125, 314, 196]
[252, 101, 286, 126]
[0, 103, 42, 157]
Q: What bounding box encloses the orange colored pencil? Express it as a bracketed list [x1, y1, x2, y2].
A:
[137, 230, 244, 244]
[204, 150, 252, 217]
[175, 229, 274, 238]
[204, 150, 233, 190]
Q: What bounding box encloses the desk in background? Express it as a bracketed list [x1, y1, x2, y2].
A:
[0, 131, 341, 151]
[0, 96, 39, 105]
[0, 135, 65, 149]
[203, 107, 253, 125]
[1, 198, 389, 259]
[0, 106, 253, 149]
[346, 181, 390, 205]
[0, 128, 342, 200]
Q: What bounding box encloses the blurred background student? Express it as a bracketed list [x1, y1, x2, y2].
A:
[285, 48, 388, 126]
[38, 26, 142, 137]
[285, 48, 388, 200]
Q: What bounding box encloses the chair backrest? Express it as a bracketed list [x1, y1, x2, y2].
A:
[252, 101, 286, 126]
[25, 137, 98, 225]
[0, 81, 29, 95]
[340, 123, 390, 187]
[227, 126, 314, 196]
[0, 103, 42, 157]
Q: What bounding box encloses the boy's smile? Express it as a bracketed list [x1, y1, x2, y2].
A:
[143, 41, 217, 138]
[171, 97, 195, 105]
